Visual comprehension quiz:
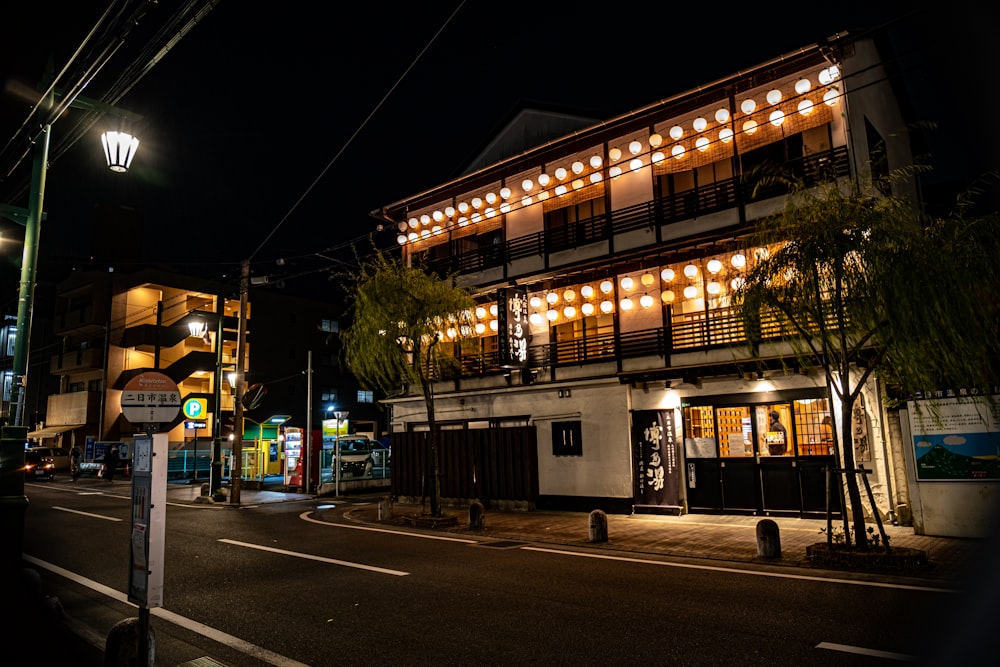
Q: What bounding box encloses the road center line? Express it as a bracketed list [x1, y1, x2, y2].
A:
[218, 538, 409, 576]
[816, 641, 917, 661]
[522, 547, 959, 593]
[22, 555, 309, 667]
[53, 506, 123, 521]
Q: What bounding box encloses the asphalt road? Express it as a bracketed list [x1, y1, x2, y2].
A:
[13, 478, 980, 666]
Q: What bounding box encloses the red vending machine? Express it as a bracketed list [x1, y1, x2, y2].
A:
[283, 427, 303, 490]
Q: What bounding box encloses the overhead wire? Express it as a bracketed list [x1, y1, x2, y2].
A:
[247, 0, 468, 261]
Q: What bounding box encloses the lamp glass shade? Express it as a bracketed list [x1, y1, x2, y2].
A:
[101, 131, 139, 173]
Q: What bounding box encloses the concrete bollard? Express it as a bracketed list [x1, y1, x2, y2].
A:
[200, 482, 210, 496]
[755, 518, 781, 558]
[588, 509, 608, 543]
[377, 495, 393, 520]
[104, 617, 154, 667]
[469, 501, 485, 529]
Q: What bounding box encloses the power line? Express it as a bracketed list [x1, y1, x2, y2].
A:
[247, 1, 468, 260]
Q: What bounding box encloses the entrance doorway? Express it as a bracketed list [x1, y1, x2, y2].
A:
[682, 396, 841, 517]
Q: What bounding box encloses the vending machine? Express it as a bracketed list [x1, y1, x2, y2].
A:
[283, 427, 303, 489]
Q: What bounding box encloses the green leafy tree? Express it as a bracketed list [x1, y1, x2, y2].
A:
[733, 175, 999, 548]
[341, 250, 476, 516]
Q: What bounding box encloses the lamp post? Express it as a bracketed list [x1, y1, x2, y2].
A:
[230, 258, 249, 505]
[4, 82, 141, 427]
[333, 410, 348, 497]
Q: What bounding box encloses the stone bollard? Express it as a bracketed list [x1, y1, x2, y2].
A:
[468, 501, 485, 529]
[755, 518, 781, 558]
[377, 495, 393, 520]
[104, 617, 154, 667]
[588, 509, 608, 543]
[200, 482, 210, 496]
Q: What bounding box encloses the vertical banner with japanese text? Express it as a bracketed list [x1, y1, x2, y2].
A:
[497, 286, 529, 368]
[632, 409, 681, 509]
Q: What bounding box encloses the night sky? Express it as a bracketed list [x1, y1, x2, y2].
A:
[1, 2, 995, 296]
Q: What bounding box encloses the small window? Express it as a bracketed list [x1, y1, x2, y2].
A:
[552, 421, 583, 456]
[357, 390, 373, 403]
[320, 319, 339, 333]
[321, 389, 338, 402]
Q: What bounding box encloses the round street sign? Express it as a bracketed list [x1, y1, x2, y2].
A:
[122, 372, 182, 426]
[183, 397, 207, 420]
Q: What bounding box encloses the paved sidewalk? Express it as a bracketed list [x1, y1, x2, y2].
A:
[165, 482, 990, 586]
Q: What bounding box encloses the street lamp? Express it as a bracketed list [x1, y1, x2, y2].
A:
[333, 410, 348, 497]
[5, 88, 141, 427]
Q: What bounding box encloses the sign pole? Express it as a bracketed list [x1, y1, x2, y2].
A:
[119, 371, 180, 667]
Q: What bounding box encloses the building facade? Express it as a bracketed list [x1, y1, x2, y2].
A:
[24, 267, 381, 481]
[375, 33, 917, 522]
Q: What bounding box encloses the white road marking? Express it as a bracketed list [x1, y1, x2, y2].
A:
[816, 641, 917, 661]
[22, 555, 309, 667]
[218, 538, 409, 576]
[52, 506, 122, 521]
[522, 547, 960, 593]
[299, 510, 478, 544]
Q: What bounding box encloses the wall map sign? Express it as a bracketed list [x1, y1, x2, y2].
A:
[909, 395, 1000, 480]
[122, 372, 181, 426]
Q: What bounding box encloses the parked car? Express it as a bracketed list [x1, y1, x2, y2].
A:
[370, 440, 391, 469]
[334, 437, 375, 478]
[28, 446, 72, 472]
[24, 450, 55, 480]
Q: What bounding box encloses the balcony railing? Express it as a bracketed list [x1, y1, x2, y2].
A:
[442, 307, 789, 379]
[425, 145, 851, 277]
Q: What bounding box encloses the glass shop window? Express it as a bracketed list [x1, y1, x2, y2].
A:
[683, 405, 717, 458]
[756, 404, 793, 456]
[793, 398, 834, 456]
[715, 405, 753, 457]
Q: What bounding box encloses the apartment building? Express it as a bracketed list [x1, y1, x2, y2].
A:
[375, 31, 916, 520]
[26, 266, 379, 478]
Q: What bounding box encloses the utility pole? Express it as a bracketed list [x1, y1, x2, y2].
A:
[305, 350, 313, 493]
[210, 294, 224, 493]
[230, 258, 249, 505]
[11, 123, 49, 427]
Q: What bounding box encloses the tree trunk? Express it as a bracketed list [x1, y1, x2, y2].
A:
[421, 376, 442, 517]
[840, 388, 868, 548]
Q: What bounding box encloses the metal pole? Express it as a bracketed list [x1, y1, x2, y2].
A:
[305, 351, 313, 493]
[335, 415, 340, 497]
[230, 259, 249, 505]
[12, 124, 50, 427]
[211, 295, 224, 493]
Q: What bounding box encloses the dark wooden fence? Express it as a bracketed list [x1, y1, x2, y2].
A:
[390, 427, 539, 507]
